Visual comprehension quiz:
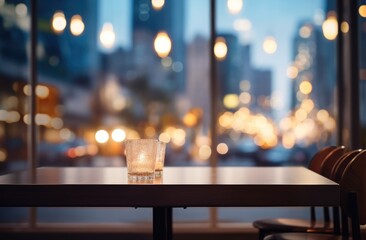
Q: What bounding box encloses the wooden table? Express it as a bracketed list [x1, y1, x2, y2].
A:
[0, 167, 339, 240]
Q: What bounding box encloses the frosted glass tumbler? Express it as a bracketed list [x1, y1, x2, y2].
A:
[154, 141, 166, 177]
[124, 139, 158, 182]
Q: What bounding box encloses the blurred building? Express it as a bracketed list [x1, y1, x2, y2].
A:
[37, 0, 99, 88]
[132, 0, 186, 92]
[0, 0, 100, 168]
[35, 0, 100, 129]
[186, 35, 210, 132]
[251, 69, 272, 113]
[290, 21, 335, 110]
[216, 33, 242, 97]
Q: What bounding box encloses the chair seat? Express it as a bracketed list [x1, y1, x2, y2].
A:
[264, 232, 343, 240]
[253, 218, 333, 232]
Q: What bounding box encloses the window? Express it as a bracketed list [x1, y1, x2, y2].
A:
[0, 0, 363, 229]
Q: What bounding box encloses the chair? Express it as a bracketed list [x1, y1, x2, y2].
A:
[319, 146, 349, 180]
[263, 149, 366, 240]
[330, 149, 363, 183]
[324, 149, 363, 235]
[252, 146, 346, 239]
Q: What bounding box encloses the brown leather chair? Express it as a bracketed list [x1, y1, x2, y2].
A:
[321, 149, 363, 235]
[263, 149, 366, 240]
[331, 149, 363, 183]
[252, 146, 346, 239]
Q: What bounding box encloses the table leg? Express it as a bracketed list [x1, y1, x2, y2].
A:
[153, 207, 173, 240]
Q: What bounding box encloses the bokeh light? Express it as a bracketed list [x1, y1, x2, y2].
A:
[217, 143, 229, 155]
[15, 3, 27, 17]
[198, 145, 211, 160]
[52, 11, 67, 33]
[262, 36, 277, 54]
[99, 23, 116, 49]
[60, 128, 74, 141]
[95, 129, 109, 143]
[36, 85, 49, 99]
[341, 21, 349, 33]
[299, 81, 312, 95]
[154, 31, 172, 58]
[111, 128, 126, 142]
[171, 128, 186, 147]
[70, 15, 85, 36]
[152, 0, 165, 10]
[214, 37, 228, 60]
[322, 14, 338, 40]
[299, 25, 312, 38]
[359, 5, 366, 17]
[223, 94, 240, 109]
[159, 132, 171, 143]
[317, 109, 329, 122]
[287, 65, 299, 79]
[239, 92, 251, 104]
[227, 0, 243, 14]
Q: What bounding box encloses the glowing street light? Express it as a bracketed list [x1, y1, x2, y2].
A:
[322, 14, 338, 40]
[154, 31, 172, 58]
[262, 36, 277, 54]
[359, 5, 366, 17]
[152, 0, 165, 10]
[99, 23, 116, 49]
[227, 0, 243, 14]
[52, 11, 67, 33]
[214, 37, 228, 60]
[70, 15, 85, 36]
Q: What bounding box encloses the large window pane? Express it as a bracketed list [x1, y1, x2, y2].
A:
[0, 0, 338, 172]
[215, 0, 337, 167]
[0, 0, 348, 229]
[0, 0, 29, 174]
[36, 0, 211, 168]
[1, 0, 212, 225]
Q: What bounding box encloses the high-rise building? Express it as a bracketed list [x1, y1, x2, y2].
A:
[37, 0, 99, 88]
[216, 33, 242, 97]
[251, 69, 272, 113]
[132, 0, 185, 92]
[186, 35, 210, 132]
[290, 21, 336, 110]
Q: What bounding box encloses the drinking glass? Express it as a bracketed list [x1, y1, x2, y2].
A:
[154, 141, 166, 177]
[124, 139, 158, 182]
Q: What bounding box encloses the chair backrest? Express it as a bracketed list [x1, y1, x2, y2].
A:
[308, 146, 337, 173]
[319, 146, 347, 178]
[340, 150, 366, 239]
[307, 146, 338, 223]
[330, 149, 362, 182]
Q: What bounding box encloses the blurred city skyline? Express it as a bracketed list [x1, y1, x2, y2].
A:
[99, 0, 326, 118]
[0, 0, 341, 170]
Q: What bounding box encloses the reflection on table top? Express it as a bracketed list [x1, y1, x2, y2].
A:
[0, 167, 339, 207]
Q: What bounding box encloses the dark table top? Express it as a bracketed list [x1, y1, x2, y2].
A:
[0, 166, 339, 207]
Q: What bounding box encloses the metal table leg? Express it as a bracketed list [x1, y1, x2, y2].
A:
[153, 207, 173, 240]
